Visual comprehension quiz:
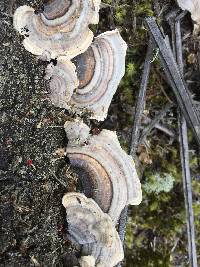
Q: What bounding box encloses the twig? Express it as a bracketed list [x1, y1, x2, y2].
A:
[50, 172, 67, 188]
[145, 17, 200, 147]
[141, 115, 175, 137]
[171, 237, 180, 253]
[109, 0, 116, 30]
[116, 38, 154, 267]
[129, 41, 154, 157]
[118, 14, 199, 267]
[170, 12, 198, 267]
[138, 102, 173, 145]
[117, 41, 154, 267]
[154, 123, 175, 137]
[116, 206, 128, 267]
[159, 83, 174, 104]
[178, 114, 198, 267]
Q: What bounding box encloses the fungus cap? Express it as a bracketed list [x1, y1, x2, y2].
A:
[64, 120, 142, 224]
[62, 192, 124, 267]
[13, 0, 101, 59]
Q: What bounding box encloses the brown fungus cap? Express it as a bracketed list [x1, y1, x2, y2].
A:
[43, 30, 127, 120]
[70, 30, 127, 121]
[64, 120, 142, 224]
[62, 192, 124, 267]
[13, 0, 101, 59]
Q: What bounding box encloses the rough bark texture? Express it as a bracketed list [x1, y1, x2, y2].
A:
[0, 1, 77, 266]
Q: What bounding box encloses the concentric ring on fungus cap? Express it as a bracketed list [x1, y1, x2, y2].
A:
[43, 30, 127, 120]
[62, 192, 124, 267]
[70, 29, 127, 121]
[64, 120, 142, 224]
[13, 0, 101, 59]
[44, 59, 79, 107]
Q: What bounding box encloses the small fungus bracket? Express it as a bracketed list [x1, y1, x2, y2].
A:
[62, 192, 124, 267]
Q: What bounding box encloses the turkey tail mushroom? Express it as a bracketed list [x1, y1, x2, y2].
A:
[13, 0, 101, 59]
[64, 120, 142, 224]
[177, 0, 200, 33]
[44, 30, 127, 120]
[44, 60, 78, 106]
[62, 192, 124, 267]
[70, 30, 127, 121]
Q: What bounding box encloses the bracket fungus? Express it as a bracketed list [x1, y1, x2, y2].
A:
[79, 256, 95, 267]
[70, 30, 127, 120]
[44, 30, 127, 120]
[13, 0, 101, 59]
[64, 120, 142, 223]
[177, 0, 200, 32]
[64, 119, 90, 145]
[62, 192, 124, 267]
[45, 60, 78, 107]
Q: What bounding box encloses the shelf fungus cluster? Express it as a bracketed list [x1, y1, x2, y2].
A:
[177, 0, 200, 33]
[45, 30, 127, 120]
[14, 2, 127, 121]
[14, 1, 142, 265]
[64, 120, 142, 224]
[13, 0, 101, 59]
[62, 193, 124, 267]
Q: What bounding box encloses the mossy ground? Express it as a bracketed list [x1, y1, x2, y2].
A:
[100, 1, 200, 266]
[0, 0, 200, 267]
